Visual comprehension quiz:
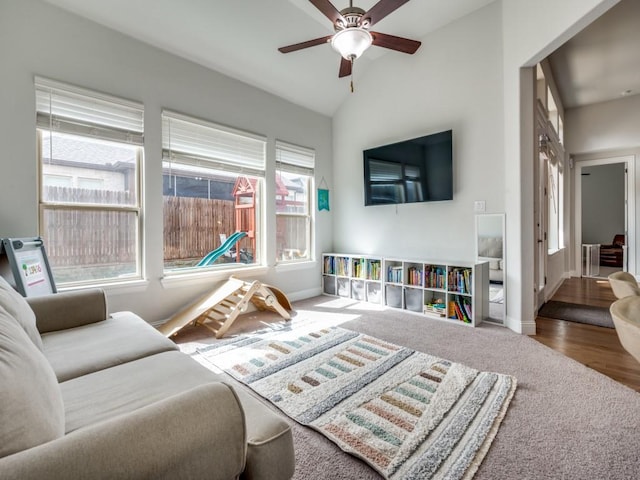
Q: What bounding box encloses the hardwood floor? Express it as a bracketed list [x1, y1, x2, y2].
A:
[532, 276, 640, 392]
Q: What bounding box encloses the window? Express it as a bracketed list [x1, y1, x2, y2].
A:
[36, 78, 143, 285]
[545, 140, 563, 253]
[162, 111, 266, 272]
[275, 141, 314, 263]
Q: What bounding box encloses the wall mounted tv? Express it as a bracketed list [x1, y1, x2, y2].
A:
[363, 129, 453, 206]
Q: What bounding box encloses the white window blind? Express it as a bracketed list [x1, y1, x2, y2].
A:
[369, 159, 402, 181]
[275, 140, 315, 176]
[162, 110, 266, 175]
[35, 77, 144, 145]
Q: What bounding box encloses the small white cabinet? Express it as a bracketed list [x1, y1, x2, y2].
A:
[323, 253, 489, 327]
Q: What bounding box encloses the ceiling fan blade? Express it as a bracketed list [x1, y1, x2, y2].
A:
[360, 0, 410, 27]
[339, 57, 352, 78]
[371, 31, 421, 54]
[310, 0, 345, 25]
[278, 35, 333, 53]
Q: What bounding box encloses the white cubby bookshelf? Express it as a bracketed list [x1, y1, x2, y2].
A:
[322, 254, 383, 304]
[322, 253, 489, 327]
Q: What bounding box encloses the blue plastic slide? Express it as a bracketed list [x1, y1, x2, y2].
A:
[196, 231, 248, 267]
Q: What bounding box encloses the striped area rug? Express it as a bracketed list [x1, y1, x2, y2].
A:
[196, 325, 516, 480]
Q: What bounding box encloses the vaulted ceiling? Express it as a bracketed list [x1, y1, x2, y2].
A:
[40, 0, 495, 116]
[42, 0, 640, 116]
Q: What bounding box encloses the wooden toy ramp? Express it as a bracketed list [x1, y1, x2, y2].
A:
[158, 276, 291, 339]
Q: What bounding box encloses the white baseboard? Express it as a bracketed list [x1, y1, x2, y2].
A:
[285, 287, 323, 302]
[504, 315, 536, 335]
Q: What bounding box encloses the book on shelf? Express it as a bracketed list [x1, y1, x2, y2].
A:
[387, 265, 403, 283]
[336, 257, 349, 276]
[449, 297, 471, 323]
[323, 256, 335, 275]
[425, 265, 445, 289]
[407, 266, 422, 286]
[463, 301, 472, 319]
[352, 258, 366, 279]
[448, 268, 472, 294]
[368, 260, 381, 280]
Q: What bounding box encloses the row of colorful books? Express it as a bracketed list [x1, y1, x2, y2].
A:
[335, 257, 350, 276]
[448, 296, 472, 323]
[368, 260, 381, 281]
[325, 256, 383, 280]
[448, 268, 471, 294]
[352, 258, 367, 278]
[406, 266, 422, 286]
[323, 256, 335, 275]
[387, 266, 403, 283]
[326, 256, 471, 294]
[424, 266, 447, 289]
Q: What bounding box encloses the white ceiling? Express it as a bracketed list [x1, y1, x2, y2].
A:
[548, 0, 640, 109]
[41, 0, 640, 115]
[41, 0, 494, 116]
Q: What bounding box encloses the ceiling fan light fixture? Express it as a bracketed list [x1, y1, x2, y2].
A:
[331, 27, 372, 60]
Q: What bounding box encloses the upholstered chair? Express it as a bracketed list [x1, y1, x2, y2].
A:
[609, 296, 640, 364]
[608, 271, 640, 299]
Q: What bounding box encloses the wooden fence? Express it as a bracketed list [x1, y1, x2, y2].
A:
[42, 186, 236, 266]
[163, 196, 235, 260]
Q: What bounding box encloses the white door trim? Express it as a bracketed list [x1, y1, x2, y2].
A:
[574, 155, 635, 277]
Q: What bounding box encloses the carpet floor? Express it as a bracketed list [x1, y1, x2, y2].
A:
[178, 296, 640, 480]
[538, 300, 614, 328]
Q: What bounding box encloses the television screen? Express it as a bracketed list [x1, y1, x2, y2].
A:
[363, 130, 453, 206]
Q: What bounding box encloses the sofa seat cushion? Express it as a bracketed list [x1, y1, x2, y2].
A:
[41, 311, 178, 382]
[0, 305, 64, 458]
[61, 350, 294, 480]
[0, 276, 43, 351]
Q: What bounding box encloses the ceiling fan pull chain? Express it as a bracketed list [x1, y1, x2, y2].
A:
[350, 58, 354, 93]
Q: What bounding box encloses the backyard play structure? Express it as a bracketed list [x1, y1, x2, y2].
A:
[158, 276, 292, 339]
[196, 231, 247, 266]
[159, 176, 296, 338]
[197, 175, 294, 266]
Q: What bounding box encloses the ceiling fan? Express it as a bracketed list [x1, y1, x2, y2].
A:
[278, 0, 421, 82]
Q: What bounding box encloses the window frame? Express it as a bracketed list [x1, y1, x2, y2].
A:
[275, 141, 315, 265]
[35, 78, 144, 287]
[542, 127, 564, 254]
[161, 110, 267, 274]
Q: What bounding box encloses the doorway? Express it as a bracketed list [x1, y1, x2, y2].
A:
[574, 155, 635, 279]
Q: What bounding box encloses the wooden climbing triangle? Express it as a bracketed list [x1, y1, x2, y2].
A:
[158, 276, 291, 339]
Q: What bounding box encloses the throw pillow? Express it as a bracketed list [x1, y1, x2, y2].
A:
[0, 275, 44, 351]
[0, 305, 65, 458]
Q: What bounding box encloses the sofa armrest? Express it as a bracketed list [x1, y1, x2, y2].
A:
[27, 289, 108, 333]
[0, 382, 247, 480]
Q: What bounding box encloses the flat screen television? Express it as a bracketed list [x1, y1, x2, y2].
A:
[363, 129, 453, 206]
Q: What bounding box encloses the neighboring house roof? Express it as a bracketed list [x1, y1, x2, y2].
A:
[41, 133, 137, 169]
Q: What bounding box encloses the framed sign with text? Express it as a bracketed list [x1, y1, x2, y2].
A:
[0, 237, 57, 297]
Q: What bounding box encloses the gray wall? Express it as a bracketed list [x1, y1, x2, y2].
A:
[332, 2, 505, 262]
[581, 164, 625, 245]
[332, 0, 615, 333]
[0, 0, 332, 322]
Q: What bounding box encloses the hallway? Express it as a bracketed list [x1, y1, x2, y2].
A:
[533, 276, 640, 392]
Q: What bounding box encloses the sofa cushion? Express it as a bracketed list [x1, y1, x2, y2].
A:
[41, 311, 179, 382]
[61, 350, 294, 480]
[0, 275, 43, 351]
[478, 236, 503, 259]
[0, 305, 65, 458]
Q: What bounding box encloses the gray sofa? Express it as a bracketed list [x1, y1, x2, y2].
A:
[477, 236, 504, 283]
[0, 276, 294, 480]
